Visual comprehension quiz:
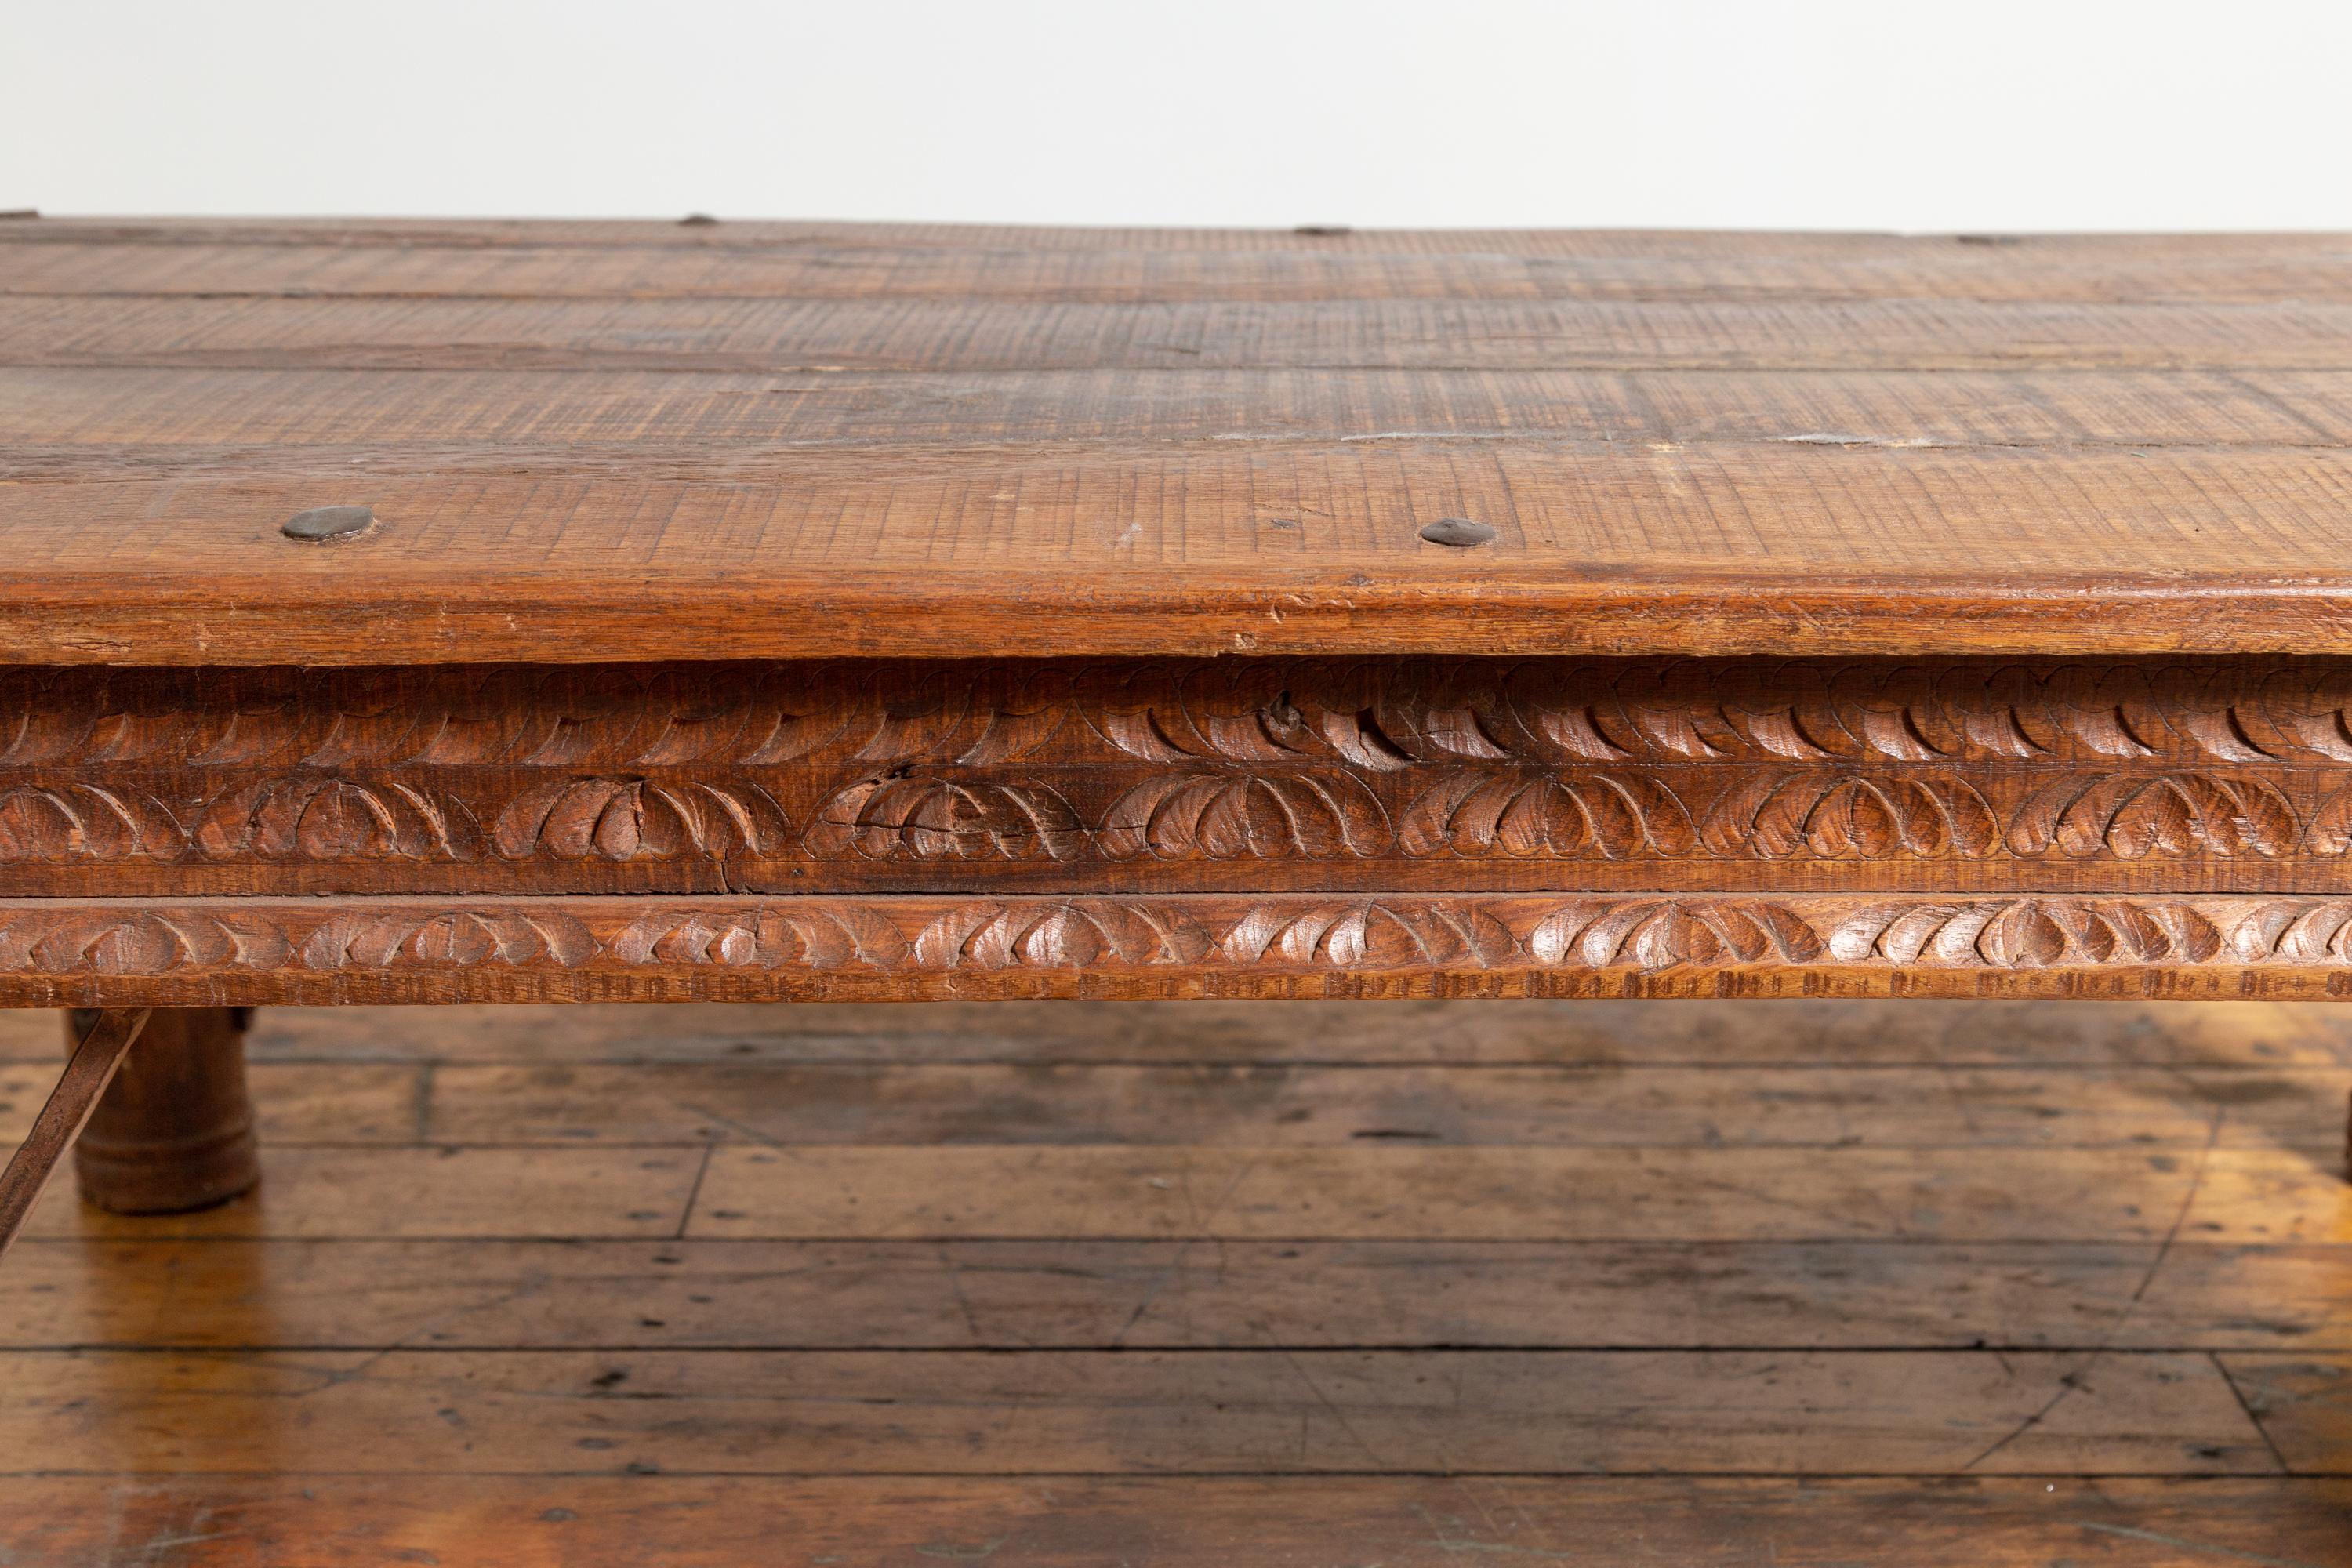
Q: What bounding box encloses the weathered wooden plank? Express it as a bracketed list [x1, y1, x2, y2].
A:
[17, 997, 2342, 1070]
[13, 295, 2352, 373]
[11, 1142, 2331, 1243]
[8, 1475, 2349, 1568]
[0, 1348, 2274, 1475]
[13, 442, 2352, 663]
[14, 218, 2352, 261]
[5, 1238, 2347, 1352]
[13, 1145, 699, 1240]
[13, 238, 2352, 304]
[2217, 1354, 2352, 1473]
[0, 1060, 415, 1143]
[20, 1058, 2328, 1152]
[680, 1143, 2337, 1243]
[401, 1062, 2347, 1150]
[199, 998, 2352, 1069]
[9, 366, 2347, 449]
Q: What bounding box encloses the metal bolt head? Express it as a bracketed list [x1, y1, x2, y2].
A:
[1418, 517, 1497, 548]
[281, 505, 376, 542]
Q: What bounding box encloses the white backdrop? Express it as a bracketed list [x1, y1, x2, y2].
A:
[5, 0, 2348, 230]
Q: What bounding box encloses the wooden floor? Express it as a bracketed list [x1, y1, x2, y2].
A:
[2, 999, 2351, 1565]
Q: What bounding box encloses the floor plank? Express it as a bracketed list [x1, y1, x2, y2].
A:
[0, 1061, 418, 1144]
[7, 996, 2350, 1560]
[8, 998, 2339, 1069]
[0, 1348, 2275, 1476]
[14, 1059, 2339, 1152]
[412, 1062, 2351, 1150]
[38, 1139, 2314, 1245]
[5, 1238, 2351, 1352]
[16, 1146, 702, 1240]
[681, 1143, 2347, 1243]
[8, 1475, 2350, 1568]
[2215, 1354, 2352, 1474]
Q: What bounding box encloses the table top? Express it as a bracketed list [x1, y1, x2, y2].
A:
[5, 218, 2352, 665]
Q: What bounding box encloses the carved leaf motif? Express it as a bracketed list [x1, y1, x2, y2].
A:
[0, 785, 165, 861]
[613, 909, 789, 968]
[2228, 901, 2352, 964]
[1398, 771, 1693, 859]
[0, 911, 288, 974]
[25, 659, 2352, 789]
[494, 778, 788, 861]
[13, 895, 2352, 987]
[2256, 666, 2352, 763]
[301, 910, 594, 971]
[2306, 786, 2352, 856]
[1701, 773, 1998, 860]
[609, 904, 914, 971]
[198, 776, 470, 862]
[946, 668, 1076, 765]
[1826, 900, 2222, 968]
[910, 902, 1214, 971]
[1217, 902, 1518, 969]
[1100, 774, 1392, 861]
[805, 777, 1085, 862]
[2008, 775, 2296, 859]
[1528, 902, 1823, 971]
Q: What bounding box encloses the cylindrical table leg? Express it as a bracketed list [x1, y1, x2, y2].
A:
[64, 1007, 260, 1214]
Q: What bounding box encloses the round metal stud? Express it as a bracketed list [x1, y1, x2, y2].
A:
[1418, 517, 1497, 547]
[281, 505, 376, 543]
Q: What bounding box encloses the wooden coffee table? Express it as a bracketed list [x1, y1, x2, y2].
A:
[5, 217, 2352, 1244]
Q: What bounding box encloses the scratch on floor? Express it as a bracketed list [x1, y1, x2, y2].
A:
[2069, 1520, 2335, 1568]
[1280, 1347, 1387, 1471]
[1109, 1159, 1259, 1347]
[1960, 1106, 2226, 1472]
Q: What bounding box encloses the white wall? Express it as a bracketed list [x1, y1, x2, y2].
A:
[5, 0, 2348, 230]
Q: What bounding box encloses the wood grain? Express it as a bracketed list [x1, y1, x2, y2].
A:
[8, 1237, 2350, 1352]
[0, 1059, 412, 1140]
[19, 294, 2352, 372]
[14, 215, 2352, 1556]
[13, 1144, 701, 1240]
[7, 1475, 2350, 1568]
[14, 366, 2349, 448]
[13, 456, 2352, 662]
[198, 996, 2352, 1068]
[13, 234, 2352, 303]
[66, 1007, 260, 1214]
[15, 1058, 2334, 1151]
[0, 1347, 2274, 1475]
[9, 227, 2352, 662]
[405, 1062, 2351, 1151]
[14, 217, 2352, 258]
[6, 991, 2343, 1555]
[677, 1142, 2342, 1243]
[13, 1140, 2336, 1244]
[2216, 1354, 2352, 1472]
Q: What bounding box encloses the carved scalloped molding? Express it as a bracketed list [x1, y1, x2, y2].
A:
[5, 895, 2348, 983]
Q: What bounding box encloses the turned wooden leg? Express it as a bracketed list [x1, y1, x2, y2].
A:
[64, 1007, 260, 1215]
